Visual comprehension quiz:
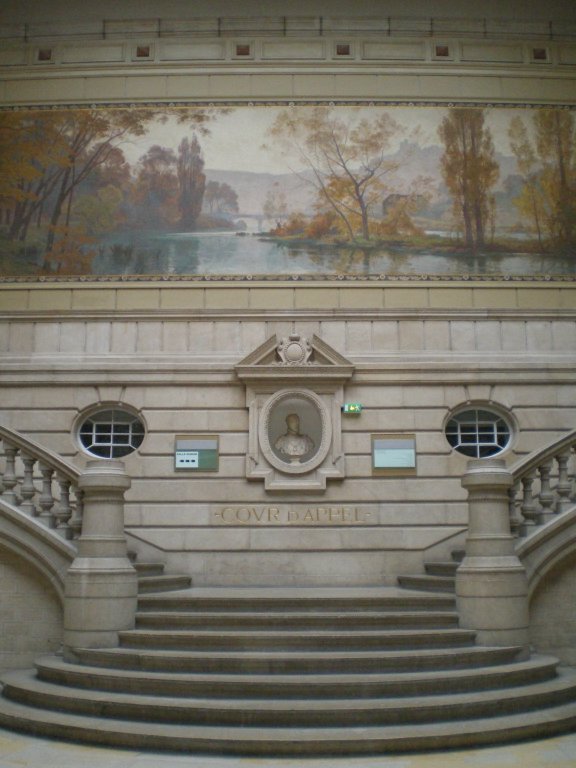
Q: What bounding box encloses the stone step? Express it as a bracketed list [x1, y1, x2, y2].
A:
[137, 575, 192, 593]
[397, 575, 457, 593]
[118, 627, 477, 652]
[134, 562, 165, 577]
[425, 561, 459, 578]
[34, 654, 561, 699]
[70, 644, 524, 675]
[137, 590, 456, 613]
[135, 609, 461, 631]
[1, 689, 576, 755]
[451, 548, 466, 562]
[4, 667, 576, 729]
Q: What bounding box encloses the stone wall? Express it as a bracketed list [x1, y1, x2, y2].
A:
[1, 283, 574, 585]
[0, 548, 62, 671]
[530, 553, 576, 665]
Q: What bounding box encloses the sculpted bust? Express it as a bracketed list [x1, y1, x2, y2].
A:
[274, 413, 315, 463]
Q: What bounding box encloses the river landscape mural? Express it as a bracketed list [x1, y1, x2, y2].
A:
[1, 103, 575, 279]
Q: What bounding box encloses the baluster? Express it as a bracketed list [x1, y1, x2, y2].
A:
[68, 488, 84, 539]
[537, 459, 555, 524]
[20, 454, 38, 516]
[54, 475, 72, 534]
[508, 481, 523, 537]
[556, 449, 573, 514]
[37, 462, 55, 526]
[1, 445, 19, 505]
[520, 469, 538, 535]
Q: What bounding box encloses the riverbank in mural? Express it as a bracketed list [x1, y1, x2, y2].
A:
[1, 104, 575, 278]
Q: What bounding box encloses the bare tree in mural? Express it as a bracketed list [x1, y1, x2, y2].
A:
[509, 109, 576, 250]
[438, 108, 499, 251]
[267, 106, 404, 242]
[262, 182, 288, 223]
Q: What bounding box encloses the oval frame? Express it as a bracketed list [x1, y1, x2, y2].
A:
[259, 389, 332, 475]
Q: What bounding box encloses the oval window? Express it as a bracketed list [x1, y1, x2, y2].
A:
[78, 408, 145, 459]
[445, 408, 512, 458]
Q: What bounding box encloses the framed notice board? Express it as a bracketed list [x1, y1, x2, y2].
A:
[174, 435, 219, 472]
[372, 434, 417, 476]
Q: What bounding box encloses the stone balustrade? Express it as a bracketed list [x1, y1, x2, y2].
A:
[0, 425, 83, 539]
[509, 431, 576, 538]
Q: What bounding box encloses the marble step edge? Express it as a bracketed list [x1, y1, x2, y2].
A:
[0, 694, 575, 755]
[137, 575, 192, 593]
[134, 563, 166, 576]
[425, 562, 459, 576]
[134, 609, 461, 628]
[69, 644, 524, 673]
[4, 667, 576, 728]
[137, 592, 457, 611]
[118, 627, 477, 649]
[397, 575, 456, 591]
[33, 654, 560, 697]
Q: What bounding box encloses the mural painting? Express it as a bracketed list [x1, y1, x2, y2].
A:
[0, 104, 575, 279]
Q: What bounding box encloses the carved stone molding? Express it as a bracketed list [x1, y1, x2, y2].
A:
[235, 334, 354, 492]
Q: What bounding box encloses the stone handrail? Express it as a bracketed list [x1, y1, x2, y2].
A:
[509, 430, 576, 537]
[0, 424, 83, 539]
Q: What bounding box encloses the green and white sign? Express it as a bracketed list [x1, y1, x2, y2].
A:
[175, 436, 219, 471]
[372, 435, 417, 474]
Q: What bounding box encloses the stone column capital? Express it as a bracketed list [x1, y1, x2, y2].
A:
[78, 459, 132, 493]
[461, 458, 514, 491]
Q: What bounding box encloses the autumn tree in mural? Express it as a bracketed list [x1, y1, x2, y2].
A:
[204, 181, 239, 216]
[1, 104, 574, 277]
[509, 109, 576, 250]
[2, 109, 160, 270]
[438, 108, 499, 250]
[177, 135, 206, 230]
[268, 106, 424, 243]
[131, 135, 209, 231]
[0, 107, 217, 273]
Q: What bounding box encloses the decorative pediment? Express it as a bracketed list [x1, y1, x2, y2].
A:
[235, 333, 354, 492]
[235, 334, 355, 385]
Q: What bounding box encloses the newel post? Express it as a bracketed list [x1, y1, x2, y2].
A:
[456, 458, 530, 657]
[63, 460, 137, 655]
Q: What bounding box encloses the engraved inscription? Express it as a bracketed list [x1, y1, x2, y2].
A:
[213, 506, 374, 525]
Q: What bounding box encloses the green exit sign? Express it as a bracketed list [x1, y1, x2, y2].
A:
[342, 403, 362, 415]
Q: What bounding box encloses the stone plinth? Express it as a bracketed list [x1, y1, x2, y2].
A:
[63, 460, 137, 654]
[456, 458, 530, 656]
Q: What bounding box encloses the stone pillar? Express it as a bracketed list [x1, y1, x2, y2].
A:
[63, 460, 137, 655]
[456, 458, 530, 657]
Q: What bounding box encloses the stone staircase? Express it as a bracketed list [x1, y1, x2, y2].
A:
[397, 549, 463, 593]
[1, 557, 576, 755]
[131, 556, 193, 594]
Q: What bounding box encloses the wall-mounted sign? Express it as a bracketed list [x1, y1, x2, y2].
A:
[175, 435, 219, 471]
[372, 434, 417, 476]
[342, 403, 363, 415]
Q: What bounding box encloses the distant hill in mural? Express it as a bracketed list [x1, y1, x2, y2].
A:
[203, 169, 316, 219]
[205, 141, 521, 231]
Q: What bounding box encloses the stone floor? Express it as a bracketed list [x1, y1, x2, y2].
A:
[0, 728, 575, 768]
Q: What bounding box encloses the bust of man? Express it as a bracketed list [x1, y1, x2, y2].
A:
[274, 413, 315, 463]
